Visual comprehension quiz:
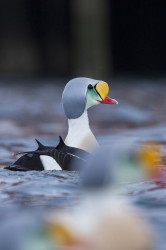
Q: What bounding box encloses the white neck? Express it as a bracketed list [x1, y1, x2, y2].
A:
[65, 111, 98, 151]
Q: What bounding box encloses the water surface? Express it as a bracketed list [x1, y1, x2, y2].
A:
[0, 79, 166, 249]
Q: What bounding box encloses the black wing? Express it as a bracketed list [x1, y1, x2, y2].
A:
[5, 137, 90, 171]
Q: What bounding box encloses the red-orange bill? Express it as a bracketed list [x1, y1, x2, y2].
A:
[98, 96, 118, 104]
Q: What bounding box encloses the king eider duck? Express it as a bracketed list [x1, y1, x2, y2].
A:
[6, 77, 118, 171]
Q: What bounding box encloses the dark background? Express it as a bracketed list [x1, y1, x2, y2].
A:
[0, 0, 165, 78]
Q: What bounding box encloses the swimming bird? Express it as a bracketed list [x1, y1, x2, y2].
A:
[6, 77, 118, 171]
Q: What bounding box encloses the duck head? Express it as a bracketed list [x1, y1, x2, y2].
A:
[62, 77, 118, 119]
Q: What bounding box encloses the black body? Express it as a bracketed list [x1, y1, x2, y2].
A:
[5, 137, 90, 171]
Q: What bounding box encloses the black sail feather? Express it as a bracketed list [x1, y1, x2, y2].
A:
[56, 136, 66, 150]
[35, 139, 47, 150]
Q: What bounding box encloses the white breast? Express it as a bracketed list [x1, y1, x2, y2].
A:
[65, 111, 98, 151]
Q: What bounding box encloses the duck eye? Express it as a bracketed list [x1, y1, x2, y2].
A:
[88, 84, 93, 89]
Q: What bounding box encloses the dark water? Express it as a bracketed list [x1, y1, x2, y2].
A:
[0, 169, 80, 207]
[0, 79, 166, 249]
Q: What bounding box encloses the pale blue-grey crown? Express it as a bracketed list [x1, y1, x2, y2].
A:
[62, 77, 100, 119]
